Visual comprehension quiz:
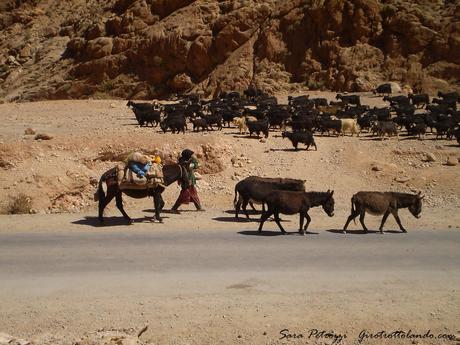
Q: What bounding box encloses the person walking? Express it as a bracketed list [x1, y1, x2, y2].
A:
[171, 149, 204, 213]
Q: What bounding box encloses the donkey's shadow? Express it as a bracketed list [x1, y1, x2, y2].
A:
[72, 216, 165, 227]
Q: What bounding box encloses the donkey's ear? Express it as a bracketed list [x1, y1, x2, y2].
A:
[330, 190, 334, 196]
[327, 189, 330, 193]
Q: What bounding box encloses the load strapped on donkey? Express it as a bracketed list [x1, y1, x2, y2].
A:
[117, 151, 164, 190]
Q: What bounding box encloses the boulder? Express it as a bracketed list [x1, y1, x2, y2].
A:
[424, 152, 436, 162]
[446, 157, 458, 166]
[168, 73, 193, 92]
[395, 176, 411, 183]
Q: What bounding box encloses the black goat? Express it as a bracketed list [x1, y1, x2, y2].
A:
[127, 100, 161, 127]
[282, 131, 317, 151]
[247, 118, 269, 138]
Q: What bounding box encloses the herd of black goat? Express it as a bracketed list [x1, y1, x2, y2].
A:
[126, 88, 460, 147]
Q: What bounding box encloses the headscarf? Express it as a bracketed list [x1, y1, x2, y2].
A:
[179, 149, 194, 164]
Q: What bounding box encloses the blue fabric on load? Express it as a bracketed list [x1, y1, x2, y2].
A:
[129, 162, 151, 177]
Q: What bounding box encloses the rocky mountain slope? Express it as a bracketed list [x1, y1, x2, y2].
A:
[1, 0, 459, 101]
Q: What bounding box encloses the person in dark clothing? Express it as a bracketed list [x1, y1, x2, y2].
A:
[171, 149, 204, 213]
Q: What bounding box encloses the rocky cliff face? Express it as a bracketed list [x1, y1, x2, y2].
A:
[1, 0, 459, 101]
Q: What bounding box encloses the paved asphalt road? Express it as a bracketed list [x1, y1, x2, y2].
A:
[1, 225, 459, 296]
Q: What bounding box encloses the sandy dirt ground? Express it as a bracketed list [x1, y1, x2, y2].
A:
[0, 92, 459, 217]
[0, 92, 459, 344]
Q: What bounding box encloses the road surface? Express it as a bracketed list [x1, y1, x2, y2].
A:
[0, 212, 459, 344]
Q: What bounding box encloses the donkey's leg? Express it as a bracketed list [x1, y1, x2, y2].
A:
[343, 209, 360, 233]
[98, 186, 116, 224]
[274, 211, 287, 234]
[258, 209, 272, 233]
[359, 209, 369, 233]
[153, 190, 163, 223]
[379, 210, 390, 233]
[391, 209, 407, 233]
[304, 212, 312, 231]
[235, 196, 242, 219]
[115, 192, 133, 224]
[242, 197, 251, 219]
[298, 212, 305, 235]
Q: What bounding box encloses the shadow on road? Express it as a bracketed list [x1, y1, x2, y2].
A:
[384, 230, 406, 234]
[215, 212, 292, 223]
[213, 216, 258, 223]
[72, 216, 165, 227]
[160, 209, 203, 214]
[223, 209, 261, 215]
[327, 229, 381, 234]
[238, 230, 318, 236]
[238, 230, 290, 236]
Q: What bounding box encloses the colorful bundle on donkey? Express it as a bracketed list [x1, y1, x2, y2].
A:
[117, 152, 164, 190]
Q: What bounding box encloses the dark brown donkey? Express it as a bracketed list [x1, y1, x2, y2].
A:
[343, 191, 424, 233]
[234, 176, 306, 219]
[95, 163, 189, 224]
[258, 190, 335, 235]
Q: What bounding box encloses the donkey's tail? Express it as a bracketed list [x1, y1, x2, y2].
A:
[351, 196, 357, 225]
[94, 176, 105, 202]
[233, 185, 239, 207]
[94, 168, 115, 202]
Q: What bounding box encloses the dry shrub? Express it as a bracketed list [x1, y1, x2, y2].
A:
[0, 158, 14, 170]
[7, 194, 32, 214]
[24, 127, 36, 135]
[34, 133, 53, 140]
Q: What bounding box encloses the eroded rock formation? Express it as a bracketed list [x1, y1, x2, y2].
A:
[0, 0, 459, 100]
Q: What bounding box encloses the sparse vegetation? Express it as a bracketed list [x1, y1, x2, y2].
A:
[153, 56, 163, 67]
[0, 158, 14, 170]
[34, 133, 53, 140]
[6, 194, 32, 214]
[101, 80, 115, 92]
[148, 84, 156, 97]
[307, 79, 324, 90]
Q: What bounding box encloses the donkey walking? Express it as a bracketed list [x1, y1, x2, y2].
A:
[258, 190, 335, 235]
[95, 163, 189, 224]
[343, 191, 424, 233]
